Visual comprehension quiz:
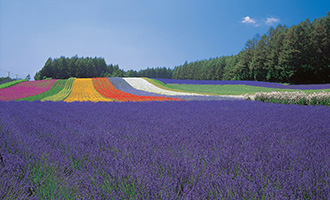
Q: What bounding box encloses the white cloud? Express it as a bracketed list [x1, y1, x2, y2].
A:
[265, 17, 280, 25]
[241, 16, 280, 27]
[241, 16, 256, 24]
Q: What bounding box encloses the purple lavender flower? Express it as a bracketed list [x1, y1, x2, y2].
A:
[1, 100, 329, 199]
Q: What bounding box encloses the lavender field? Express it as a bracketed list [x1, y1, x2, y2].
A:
[1, 100, 330, 199]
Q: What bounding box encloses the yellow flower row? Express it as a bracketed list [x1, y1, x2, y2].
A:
[64, 78, 113, 102]
[42, 78, 76, 101]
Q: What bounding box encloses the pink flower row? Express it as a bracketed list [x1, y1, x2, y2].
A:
[0, 80, 57, 101]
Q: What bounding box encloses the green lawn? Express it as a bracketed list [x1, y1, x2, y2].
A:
[149, 78, 330, 95]
[16, 79, 67, 101]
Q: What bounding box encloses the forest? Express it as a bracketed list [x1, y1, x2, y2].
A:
[34, 56, 173, 80]
[173, 12, 330, 84]
[34, 56, 124, 80]
[35, 12, 330, 83]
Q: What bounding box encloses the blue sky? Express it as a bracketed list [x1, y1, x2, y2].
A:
[0, 0, 329, 79]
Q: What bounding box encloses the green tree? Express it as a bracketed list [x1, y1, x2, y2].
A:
[234, 34, 260, 80]
[266, 25, 288, 82]
[250, 34, 269, 81]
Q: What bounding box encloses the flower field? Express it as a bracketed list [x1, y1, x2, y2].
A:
[0, 77, 241, 102]
[123, 77, 203, 96]
[110, 77, 240, 101]
[1, 77, 330, 198]
[0, 77, 329, 103]
[64, 78, 113, 102]
[93, 77, 179, 102]
[42, 78, 75, 102]
[0, 79, 57, 101]
[1, 100, 330, 199]
[16, 79, 67, 101]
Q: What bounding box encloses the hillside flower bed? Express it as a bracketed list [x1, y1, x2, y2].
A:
[110, 77, 235, 101]
[16, 79, 67, 101]
[0, 79, 57, 101]
[42, 78, 75, 101]
[64, 78, 113, 102]
[123, 77, 204, 96]
[93, 77, 179, 102]
[1, 101, 330, 199]
[254, 91, 330, 106]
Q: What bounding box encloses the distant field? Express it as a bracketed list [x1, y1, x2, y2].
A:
[0, 77, 329, 103]
[153, 78, 330, 89]
[151, 78, 330, 95]
[162, 84, 330, 95]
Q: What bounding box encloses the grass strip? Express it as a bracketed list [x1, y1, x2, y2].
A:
[16, 79, 67, 101]
[0, 79, 28, 89]
[151, 80, 330, 95]
[42, 78, 75, 101]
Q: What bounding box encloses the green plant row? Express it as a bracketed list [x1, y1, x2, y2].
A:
[0, 79, 28, 89]
[16, 79, 67, 101]
[42, 78, 75, 101]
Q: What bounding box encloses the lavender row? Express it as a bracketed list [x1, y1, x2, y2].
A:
[1, 100, 330, 199]
[154, 78, 330, 90]
[109, 77, 236, 101]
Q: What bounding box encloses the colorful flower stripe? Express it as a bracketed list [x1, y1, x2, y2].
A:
[16, 79, 67, 101]
[110, 77, 239, 101]
[0, 79, 57, 101]
[123, 77, 205, 96]
[42, 78, 75, 101]
[93, 77, 179, 102]
[64, 78, 113, 102]
[154, 78, 330, 90]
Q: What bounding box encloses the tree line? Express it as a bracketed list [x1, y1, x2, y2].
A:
[0, 77, 13, 85]
[34, 56, 124, 80]
[173, 12, 330, 84]
[35, 12, 329, 83]
[34, 56, 173, 80]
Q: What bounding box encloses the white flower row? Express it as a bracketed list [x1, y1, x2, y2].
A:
[123, 78, 207, 96]
[254, 91, 330, 105]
